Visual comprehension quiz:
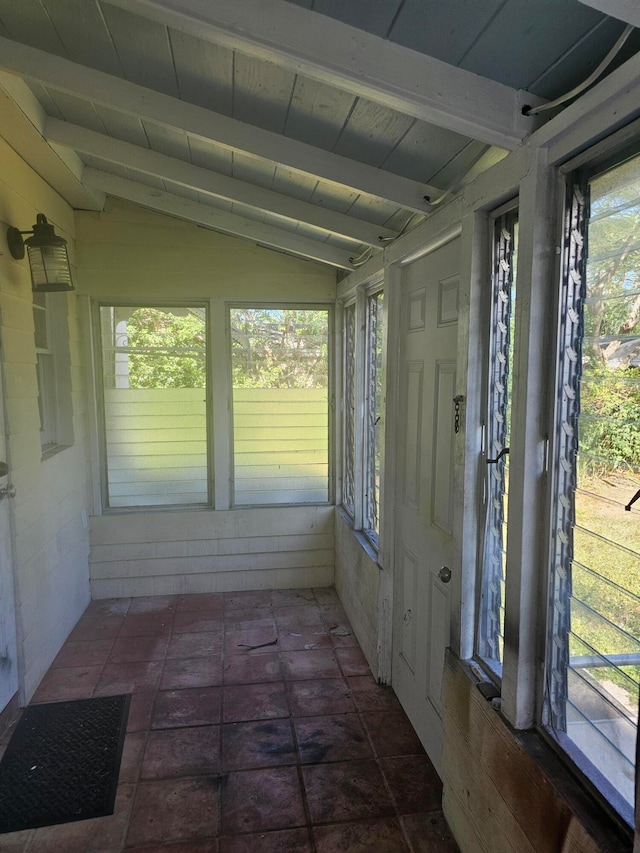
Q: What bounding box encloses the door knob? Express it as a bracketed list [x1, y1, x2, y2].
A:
[438, 566, 452, 583]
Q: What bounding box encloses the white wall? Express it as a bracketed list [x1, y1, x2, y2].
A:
[0, 137, 91, 704]
[75, 199, 337, 598]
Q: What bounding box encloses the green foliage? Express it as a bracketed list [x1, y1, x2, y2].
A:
[126, 308, 206, 388]
[580, 366, 640, 476]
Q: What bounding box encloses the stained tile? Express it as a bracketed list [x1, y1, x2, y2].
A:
[348, 675, 402, 713]
[270, 588, 316, 607]
[108, 634, 169, 663]
[161, 656, 223, 689]
[302, 760, 395, 824]
[127, 595, 178, 614]
[277, 630, 332, 652]
[361, 711, 425, 757]
[222, 719, 295, 770]
[336, 647, 370, 676]
[287, 678, 355, 717]
[31, 665, 102, 703]
[68, 616, 123, 642]
[314, 817, 409, 852]
[224, 590, 272, 610]
[152, 686, 222, 729]
[128, 843, 219, 853]
[126, 777, 219, 846]
[166, 631, 222, 659]
[400, 813, 460, 852]
[127, 691, 156, 732]
[223, 681, 289, 722]
[312, 588, 340, 605]
[176, 592, 224, 613]
[280, 649, 341, 681]
[224, 627, 279, 656]
[173, 611, 224, 634]
[120, 731, 146, 783]
[84, 598, 131, 618]
[224, 615, 277, 631]
[220, 767, 305, 835]
[141, 725, 220, 779]
[51, 639, 114, 668]
[118, 613, 174, 637]
[220, 827, 312, 852]
[274, 606, 324, 632]
[320, 604, 349, 625]
[380, 755, 443, 814]
[295, 714, 371, 764]
[223, 653, 282, 684]
[94, 660, 163, 696]
[0, 828, 33, 851]
[29, 783, 135, 852]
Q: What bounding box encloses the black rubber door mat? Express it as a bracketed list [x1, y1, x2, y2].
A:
[0, 694, 130, 834]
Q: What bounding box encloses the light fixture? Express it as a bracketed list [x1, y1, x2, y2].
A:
[7, 214, 74, 292]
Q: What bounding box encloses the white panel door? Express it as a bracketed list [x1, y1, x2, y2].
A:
[392, 239, 459, 773]
[0, 361, 18, 712]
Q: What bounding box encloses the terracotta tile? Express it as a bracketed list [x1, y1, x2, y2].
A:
[176, 593, 224, 613]
[336, 647, 370, 677]
[287, 678, 355, 717]
[280, 649, 341, 681]
[274, 606, 324, 632]
[400, 813, 460, 853]
[118, 613, 174, 637]
[380, 755, 443, 814]
[161, 656, 223, 690]
[126, 691, 156, 732]
[277, 630, 332, 652]
[31, 665, 102, 703]
[126, 777, 219, 846]
[224, 590, 271, 611]
[302, 760, 394, 823]
[348, 676, 402, 713]
[84, 598, 131, 618]
[141, 725, 220, 779]
[224, 627, 279, 656]
[220, 767, 305, 835]
[127, 843, 219, 853]
[127, 595, 178, 614]
[220, 827, 312, 852]
[173, 611, 224, 634]
[108, 634, 169, 663]
[223, 682, 289, 722]
[94, 660, 163, 696]
[152, 687, 222, 729]
[270, 588, 316, 607]
[51, 639, 114, 668]
[312, 588, 340, 605]
[361, 711, 425, 758]
[120, 731, 147, 783]
[327, 622, 359, 648]
[0, 828, 33, 851]
[222, 719, 295, 770]
[224, 615, 276, 631]
[295, 714, 371, 764]
[68, 616, 123, 642]
[29, 783, 135, 852]
[313, 818, 409, 852]
[166, 631, 222, 659]
[320, 604, 349, 625]
[223, 653, 282, 685]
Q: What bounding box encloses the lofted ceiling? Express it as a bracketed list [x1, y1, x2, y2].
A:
[0, 0, 638, 271]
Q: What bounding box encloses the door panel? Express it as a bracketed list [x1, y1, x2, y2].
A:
[0, 359, 18, 713]
[392, 238, 459, 773]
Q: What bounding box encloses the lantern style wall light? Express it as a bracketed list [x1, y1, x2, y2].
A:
[6, 214, 74, 292]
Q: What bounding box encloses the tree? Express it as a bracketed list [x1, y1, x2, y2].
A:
[126, 307, 206, 388]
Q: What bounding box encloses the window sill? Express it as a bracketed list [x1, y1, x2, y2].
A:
[41, 443, 72, 462]
[335, 506, 381, 567]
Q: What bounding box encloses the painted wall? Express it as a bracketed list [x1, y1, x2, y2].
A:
[75, 199, 337, 598]
[0, 137, 91, 704]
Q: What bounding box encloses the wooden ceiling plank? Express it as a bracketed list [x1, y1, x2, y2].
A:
[102, 0, 540, 147]
[577, 0, 640, 27]
[81, 168, 357, 269]
[0, 36, 438, 211]
[45, 117, 395, 245]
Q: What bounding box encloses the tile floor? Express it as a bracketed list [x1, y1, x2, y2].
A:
[0, 587, 459, 852]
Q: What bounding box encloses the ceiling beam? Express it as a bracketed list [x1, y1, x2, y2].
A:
[45, 118, 395, 247]
[0, 73, 105, 211]
[577, 0, 640, 26]
[0, 37, 437, 213]
[82, 169, 357, 269]
[104, 0, 540, 149]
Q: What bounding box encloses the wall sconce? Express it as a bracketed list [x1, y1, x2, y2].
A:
[6, 214, 74, 292]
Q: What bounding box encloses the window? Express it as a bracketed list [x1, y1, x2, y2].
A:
[545, 151, 640, 821]
[477, 207, 519, 678]
[339, 285, 385, 550]
[33, 293, 73, 453]
[99, 305, 208, 508]
[229, 307, 330, 506]
[364, 289, 384, 545]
